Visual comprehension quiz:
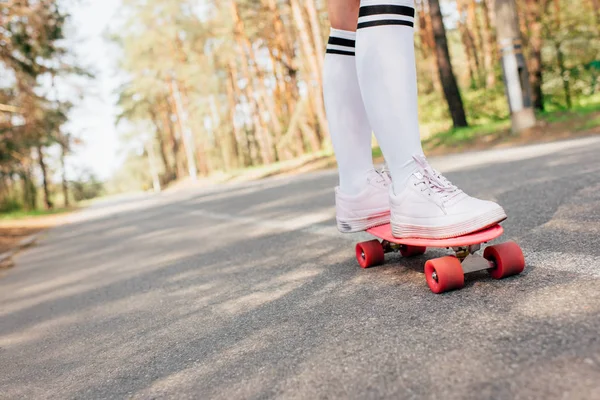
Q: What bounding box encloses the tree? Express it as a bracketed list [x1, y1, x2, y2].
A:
[428, 0, 469, 128]
[481, 0, 498, 87]
[0, 0, 79, 210]
[456, 0, 481, 87]
[495, 0, 537, 132]
[525, 0, 551, 111]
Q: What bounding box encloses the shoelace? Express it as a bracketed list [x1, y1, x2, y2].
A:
[380, 164, 392, 185]
[413, 155, 462, 202]
[367, 168, 390, 187]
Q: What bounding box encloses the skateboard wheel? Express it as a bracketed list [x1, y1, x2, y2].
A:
[355, 240, 385, 269]
[484, 241, 525, 279]
[400, 245, 426, 258]
[424, 256, 465, 294]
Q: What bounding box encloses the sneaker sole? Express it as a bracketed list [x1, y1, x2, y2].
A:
[391, 208, 507, 239]
[337, 212, 391, 233]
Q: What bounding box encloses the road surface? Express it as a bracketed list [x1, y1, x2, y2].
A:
[2, 137, 600, 399]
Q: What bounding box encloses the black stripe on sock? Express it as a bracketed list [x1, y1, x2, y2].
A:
[357, 19, 414, 29]
[359, 5, 415, 18]
[326, 49, 355, 56]
[328, 36, 356, 48]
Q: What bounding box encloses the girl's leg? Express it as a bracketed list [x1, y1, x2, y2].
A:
[355, 0, 424, 192]
[328, 0, 360, 31]
[324, 0, 391, 233]
[325, 0, 372, 195]
[354, 0, 506, 238]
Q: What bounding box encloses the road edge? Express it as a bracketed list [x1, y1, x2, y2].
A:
[0, 233, 40, 269]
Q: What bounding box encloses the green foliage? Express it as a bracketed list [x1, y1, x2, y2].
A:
[0, 208, 71, 220]
[462, 86, 510, 124]
[70, 172, 105, 202]
[423, 120, 512, 150]
[1, 1, 82, 211]
[0, 197, 23, 214]
[105, 150, 155, 194]
[541, 93, 600, 116]
[423, 94, 600, 152]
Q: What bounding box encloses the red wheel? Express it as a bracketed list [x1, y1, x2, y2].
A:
[484, 241, 525, 279]
[400, 245, 427, 257]
[355, 240, 385, 269]
[424, 256, 465, 294]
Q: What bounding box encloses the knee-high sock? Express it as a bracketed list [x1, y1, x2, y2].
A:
[323, 28, 375, 196]
[355, 0, 424, 194]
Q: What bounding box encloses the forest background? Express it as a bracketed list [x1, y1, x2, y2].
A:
[1, 0, 599, 216]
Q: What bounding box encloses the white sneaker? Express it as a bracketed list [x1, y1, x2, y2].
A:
[336, 169, 391, 233]
[390, 155, 507, 239]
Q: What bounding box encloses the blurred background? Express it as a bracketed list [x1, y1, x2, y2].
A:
[1, 0, 599, 217]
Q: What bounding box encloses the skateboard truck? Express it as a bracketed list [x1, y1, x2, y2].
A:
[452, 244, 495, 273]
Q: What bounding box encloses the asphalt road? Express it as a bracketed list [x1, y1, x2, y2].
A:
[2, 137, 600, 399]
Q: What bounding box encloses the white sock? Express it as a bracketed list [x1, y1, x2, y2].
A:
[323, 28, 375, 196]
[355, 0, 424, 194]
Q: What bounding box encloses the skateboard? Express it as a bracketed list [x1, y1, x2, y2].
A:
[355, 224, 525, 294]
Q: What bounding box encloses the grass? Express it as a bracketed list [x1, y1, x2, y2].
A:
[578, 115, 600, 131]
[0, 207, 73, 221]
[219, 149, 336, 181]
[539, 96, 600, 132]
[540, 106, 600, 123]
[421, 95, 600, 152]
[422, 120, 512, 150]
[370, 119, 512, 159]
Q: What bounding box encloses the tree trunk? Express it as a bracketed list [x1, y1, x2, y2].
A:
[266, 0, 299, 117]
[225, 68, 242, 165]
[525, 0, 546, 111]
[21, 165, 37, 211]
[226, 62, 252, 167]
[422, 1, 442, 93]
[457, 0, 480, 87]
[467, 0, 484, 85]
[552, 0, 572, 109]
[231, 1, 282, 157]
[156, 129, 173, 182]
[179, 85, 209, 175]
[210, 94, 238, 171]
[233, 40, 275, 164]
[247, 51, 283, 155]
[417, 1, 441, 93]
[169, 79, 198, 180]
[299, 119, 321, 154]
[429, 0, 469, 128]
[229, 60, 260, 165]
[161, 95, 185, 179]
[304, 0, 325, 77]
[268, 49, 286, 116]
[146, 140, 161, 193]
[37, 145, 52, 209]
[555, 41, 571, 109]
[230, 1, 277, 164]
[481, 0, 498, 87]
[149, 107, 175, 181]
[495, 0, 537, 132]
[290, 0, 329, 143]
[60, 142, 69, 208]
[282, 1, 302, 117]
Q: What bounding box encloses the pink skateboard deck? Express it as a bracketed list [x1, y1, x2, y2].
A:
[366, 224, 504, 248]
[355, 224, 525, 294]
